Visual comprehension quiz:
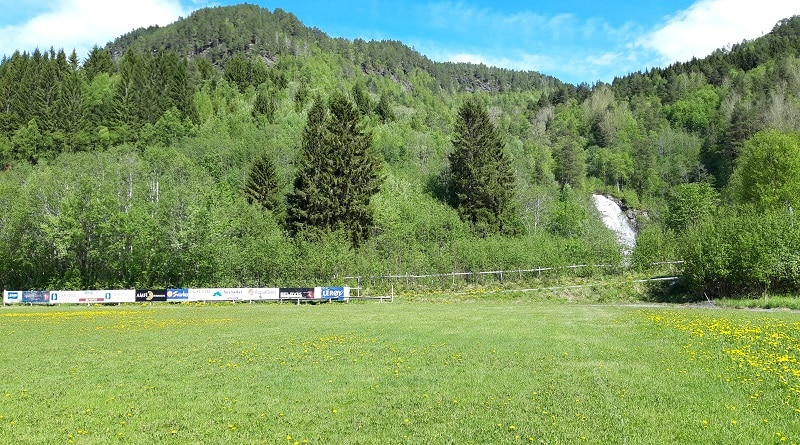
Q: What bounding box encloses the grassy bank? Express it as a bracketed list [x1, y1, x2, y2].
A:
[1, 301, 798, 444]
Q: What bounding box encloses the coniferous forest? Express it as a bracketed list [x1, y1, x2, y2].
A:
[3, 4, 800, 297]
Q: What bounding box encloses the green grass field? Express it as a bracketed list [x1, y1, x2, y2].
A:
[1, 299, 799, 444]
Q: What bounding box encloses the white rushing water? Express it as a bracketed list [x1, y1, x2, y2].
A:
[591, 194, 637, 255]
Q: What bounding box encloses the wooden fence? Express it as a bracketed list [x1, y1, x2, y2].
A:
[341, 261, 684, 295]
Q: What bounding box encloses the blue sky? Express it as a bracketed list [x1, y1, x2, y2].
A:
[1, 1, 798, 85]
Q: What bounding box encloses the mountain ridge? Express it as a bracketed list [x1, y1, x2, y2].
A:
[103, 3, 563, 93]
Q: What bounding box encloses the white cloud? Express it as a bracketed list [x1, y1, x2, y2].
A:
[586, 52, 621, 67]
[0, 0, 188, 59]
[417, 2, 648, 83]
[433, 49, 560, 77]
[638, 0, 800, 64]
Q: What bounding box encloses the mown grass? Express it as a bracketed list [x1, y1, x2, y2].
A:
[717, 295, 800, 311]
[1, 300, 799, 444]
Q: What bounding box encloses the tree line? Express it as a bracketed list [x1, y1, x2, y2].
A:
[2, 4, 800, 297]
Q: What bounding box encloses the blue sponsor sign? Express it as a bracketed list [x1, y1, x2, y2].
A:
[22, 291, 50, 304]
[320, 287, 346, 301]
[166, 288, 189, 301]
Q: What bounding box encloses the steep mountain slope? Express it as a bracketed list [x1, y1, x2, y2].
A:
[105, 3, 562, 93]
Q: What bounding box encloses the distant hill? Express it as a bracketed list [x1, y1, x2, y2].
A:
[612, 15, 800, 96]
[105, 3, 563, 93]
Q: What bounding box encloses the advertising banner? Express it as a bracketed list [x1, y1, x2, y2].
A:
[187, 288, 247, 302]
[279, 288, 316, 300]
[3, 291, 21, 304]
[243, 288, 279, 301]
[320, 286, 349, 301]
[107, 290, 136, 303]
[135, 289, 168, 302]
[49, 291, 84, 304]
[50, 290, 135, 304]
[166, 288, 189, 302]
[22, 291, 50, 304]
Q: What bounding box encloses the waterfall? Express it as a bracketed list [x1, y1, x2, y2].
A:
[591, 194, 637, 255]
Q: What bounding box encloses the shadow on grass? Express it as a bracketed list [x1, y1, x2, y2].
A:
[642, 276, 704, 304]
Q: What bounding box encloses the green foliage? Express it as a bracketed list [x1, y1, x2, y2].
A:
[447, 96, 517, 236]
[553, 138, 586, 189]
[680, 206, 800, 296]
[252, 87, 278, 123]
[664, 182, 718, 233]
[547, 186, 588, 238]
[244, 150, 282, 212]
[286, 93, 383, 246]
[729, 129, 800, 210]
[665, 85, 720, 133]
[631, 223, 678, 272]
[224, 55, 263, 92]
[351, 81, 372, 117]
[11, 119, 45, 163]
[82, 45, 115, 81]
[586, 144, 633, 190]
[375, 91, 395, 123]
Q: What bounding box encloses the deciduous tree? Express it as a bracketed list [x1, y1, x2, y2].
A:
[730, 129, 800, 210]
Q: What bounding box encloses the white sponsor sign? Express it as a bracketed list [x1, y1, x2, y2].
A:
[243, 288, 279, 301]
[49, 289, 135, 304]
[3, 290, 21, 304]
[188, 288, 248, 302]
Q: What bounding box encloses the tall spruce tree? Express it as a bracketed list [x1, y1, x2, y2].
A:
[448, 96, 517, 236]
[286, 93, 383, 246]
[375, 91, 395, 123]
[55, 51, 88, 153]
[244, 150, 281, 212]
[83, 45, 115, 81]
[286, 96, 327, 237]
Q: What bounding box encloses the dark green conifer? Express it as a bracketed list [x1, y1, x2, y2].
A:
[351, 82, 372, 117]
[447, 96, 517, 236]
[245, 150, 282, 212]
[375, 91, 395, 123]
[286, 93, 383, 246]
[286, 96, 327, 237]
[83, 46, 115, 81]
[252, 87, 277, 123]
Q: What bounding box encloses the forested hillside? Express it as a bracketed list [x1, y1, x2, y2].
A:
[2, 4, 800, 297]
